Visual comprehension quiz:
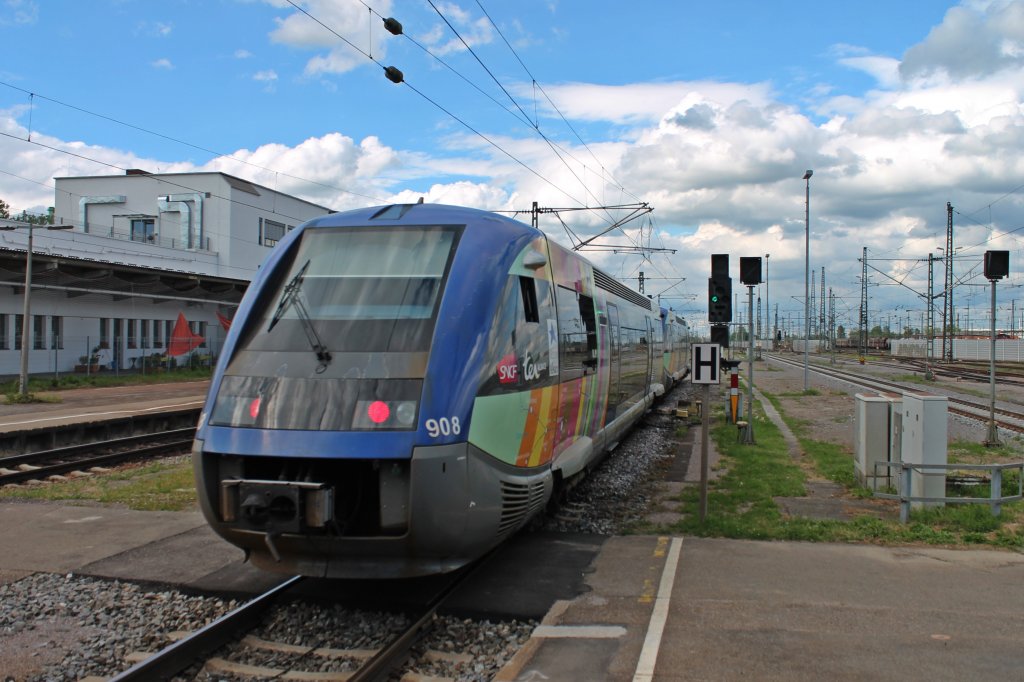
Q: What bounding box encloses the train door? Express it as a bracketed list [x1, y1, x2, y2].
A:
[606, 303, 621, 422]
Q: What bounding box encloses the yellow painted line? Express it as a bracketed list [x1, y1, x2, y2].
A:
[532, 625, 627, 639]
[633, 537, 683, 682]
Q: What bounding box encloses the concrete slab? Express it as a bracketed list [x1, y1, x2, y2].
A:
[657, 538, 1024, 681]
[0, 501, 208, 574]
[78, 525, 247, 587]
[444, 532, 607, 620]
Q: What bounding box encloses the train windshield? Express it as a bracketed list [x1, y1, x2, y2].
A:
[247, 225, 459, 353]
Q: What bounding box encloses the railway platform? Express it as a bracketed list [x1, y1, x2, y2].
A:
[0, 380, 208, 433]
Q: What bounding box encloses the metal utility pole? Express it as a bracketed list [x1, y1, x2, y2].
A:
[765, 253, 770, 344]
[986, 276, 1001, 446]
[809, 269, 816, 342]
[820, 267, 826, 348]
[756, 295, 762, 340]
[742, 283, 756, 444]
[859, 247, 868, 360]
[829, 288, 836, 365]
[943, 202, 954, 362]
[926, 253, 935, 380]
[983, 250, 1009, 446]
[803, 170, 813, 390]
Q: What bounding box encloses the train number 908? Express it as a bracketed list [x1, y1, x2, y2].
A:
[425, 417, 461, 438]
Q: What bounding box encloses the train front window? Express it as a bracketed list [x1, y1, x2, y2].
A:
[248, 226, 460, 353]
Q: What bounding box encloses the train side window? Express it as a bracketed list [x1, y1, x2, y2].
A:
[578, 294, 597, 360]
[519, 276, 539, 323]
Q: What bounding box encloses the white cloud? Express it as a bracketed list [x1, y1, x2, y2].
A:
[900, 1, 1024, 79]
[838, 55, 902, 89]
[235, 49, 253, 59]
[417, 1, 495, 56]
[0, 0, 38, 26]
[3, 0, 1023, 326]
[151, 58, 174, 70]
[523, 81, 776, 125]
[267, 0, 394, 76]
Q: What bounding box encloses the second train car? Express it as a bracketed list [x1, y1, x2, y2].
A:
[192, 203, 689, 578]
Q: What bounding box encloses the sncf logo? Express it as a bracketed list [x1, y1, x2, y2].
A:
[497, 354, 519, 383]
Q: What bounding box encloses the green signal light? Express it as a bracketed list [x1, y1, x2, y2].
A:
[711, 295, 719, 303]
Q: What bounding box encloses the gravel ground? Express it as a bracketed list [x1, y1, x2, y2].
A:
[538, 381, 696, 535]
[0, 572, 238, 682]
[759, 353, 1017, 448]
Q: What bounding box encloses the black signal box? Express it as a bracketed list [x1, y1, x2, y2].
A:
[711, 253, 729, 278]
[708, 254, 732, 324]
[740, 256, 762, 285]
[708, 276, 732, 323]
[984, 250, 1009, 280]
[710, 324, 729, 348]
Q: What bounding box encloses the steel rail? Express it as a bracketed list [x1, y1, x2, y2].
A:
[768, 354, 1024, 433]
[109, 576, 304, 682]
[0, 437, 194, 485]
[0, 427, 196, 469]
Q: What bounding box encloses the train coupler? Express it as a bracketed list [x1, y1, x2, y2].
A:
[220, 479, 334, 533]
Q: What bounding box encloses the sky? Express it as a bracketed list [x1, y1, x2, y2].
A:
[1, 0, 1023, 337]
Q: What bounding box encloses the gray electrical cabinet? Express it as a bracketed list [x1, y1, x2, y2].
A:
[900, 391, 947, 508]
[854, 392, 903, 490]
[855, 394, 891, 488]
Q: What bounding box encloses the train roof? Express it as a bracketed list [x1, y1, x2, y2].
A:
[303, 203, 537, 235]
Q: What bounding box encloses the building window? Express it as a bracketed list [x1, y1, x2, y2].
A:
[165, 319, 173, 347]
[141, 319, 150, 349]
[131, 219, 156, 243]
[14, 314, 22, 351]
[0, 315, 8, 350]
[153, 319, 163, 348]
[33, 315, 44, 350]
[127, 319, 137, 349]
[50, 316, 63, 350]
[262, 218, 286, 247]
[100, 318, 109, 349]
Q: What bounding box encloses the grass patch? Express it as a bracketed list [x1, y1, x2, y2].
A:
[4, 392, 62, 404]
[643, 389, 1024, 548]
[948, 438, 1020, 463]
[0, 367, 212, 395]
[775, 388, 820, 398]
[0, 458, 197, 512]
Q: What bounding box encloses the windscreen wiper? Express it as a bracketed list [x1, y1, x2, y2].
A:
[266, 260, 332, 372]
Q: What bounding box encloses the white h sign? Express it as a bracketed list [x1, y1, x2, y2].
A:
[691, 343, 720, 384]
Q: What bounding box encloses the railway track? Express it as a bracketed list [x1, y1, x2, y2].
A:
[110, 558, 489, 682]
[768, 354, 1024, 434]
[893, 357, 1024, 385]
[0, 427, 196, 485]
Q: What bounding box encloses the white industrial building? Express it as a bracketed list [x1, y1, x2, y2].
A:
[0, 170, 333, 377]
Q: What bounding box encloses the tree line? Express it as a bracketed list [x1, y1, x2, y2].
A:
[0, 198, 56, 225]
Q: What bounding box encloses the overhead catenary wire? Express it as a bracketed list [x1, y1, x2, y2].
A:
[421, 0, 617, 225]
[473, 0, 641, 204]
[351, 0, 645, 239]
[282, 0, 626, 224]
[0, 130, 328, 263]
[0, 80, 387, 205]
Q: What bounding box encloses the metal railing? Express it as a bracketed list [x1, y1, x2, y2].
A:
[874, 461, 1023, 523]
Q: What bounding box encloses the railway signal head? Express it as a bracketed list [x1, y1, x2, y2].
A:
[984, 250, 1009, 280]
[708, 276, 732, 323]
